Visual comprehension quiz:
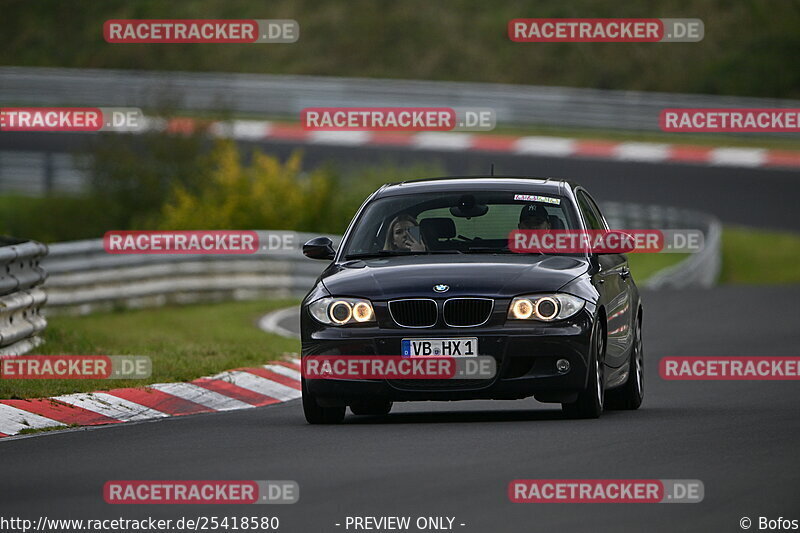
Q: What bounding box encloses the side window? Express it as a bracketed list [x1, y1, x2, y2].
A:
[584, 192, 609, 230]
[577, 191, 604, 230]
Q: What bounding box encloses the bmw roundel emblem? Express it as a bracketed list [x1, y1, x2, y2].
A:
[433, 284, 450, 293]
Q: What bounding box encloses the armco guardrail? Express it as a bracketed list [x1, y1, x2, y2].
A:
[40, 204, 720, 315]
[0, 238, 48, 356]
[2, 66, 799, 132]
[603, 202, 722, 289]
[42, 231, 341, 314]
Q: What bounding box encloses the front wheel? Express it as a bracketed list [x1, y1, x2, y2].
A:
[606, 315, 644, 410]
[302, 376, 345, 424]
[562, 320, 605, 419]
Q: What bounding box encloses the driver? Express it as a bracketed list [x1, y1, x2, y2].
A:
[518, 204, 551, 230]
[384, 214, 427, 251]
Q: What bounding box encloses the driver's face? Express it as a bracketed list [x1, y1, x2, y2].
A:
[392, 220, 418, 249]
[519, 218, 550, 230]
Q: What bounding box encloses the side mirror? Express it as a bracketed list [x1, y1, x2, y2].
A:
[593, 230, 637, 255]
[303, 237, 336, 260]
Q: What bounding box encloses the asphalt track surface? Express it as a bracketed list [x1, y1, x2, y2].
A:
[2, 132, 799, 531]
[2, 286, 799, 532]
[2, 132, 800, 231]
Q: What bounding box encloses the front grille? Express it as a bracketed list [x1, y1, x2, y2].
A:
[389, 299, 437, 327]
[443, 298, 493, 327]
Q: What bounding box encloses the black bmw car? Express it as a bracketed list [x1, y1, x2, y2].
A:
[300, 177, 644, 423]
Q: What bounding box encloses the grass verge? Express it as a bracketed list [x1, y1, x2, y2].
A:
[0, 253, 682, 401]
[720, 227, 800, 284]
[630, 226, 800, 285]
[4, 226, 798, 400]
[0, 299, 300, 400]
[17, 424, 81, 436]
[627, 253, 689, 282]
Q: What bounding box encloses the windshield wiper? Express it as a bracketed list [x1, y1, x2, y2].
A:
[464, 247, 543, 256]
[344, 250, 463, 260]
[464, 247, 512, 253]
[424, 250, 464, 254]
[343, 250, 408, 260]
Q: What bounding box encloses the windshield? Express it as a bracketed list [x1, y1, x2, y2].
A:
[340, 190, 580, 258]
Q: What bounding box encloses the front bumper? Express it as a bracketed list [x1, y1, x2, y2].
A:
[301, 309, 594, 404]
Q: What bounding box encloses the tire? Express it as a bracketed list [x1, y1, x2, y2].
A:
[302, 376, 345, 424]
[606, 315, 644, 410]
[350, 400, 393, 416]
[562, 320, 605, 419]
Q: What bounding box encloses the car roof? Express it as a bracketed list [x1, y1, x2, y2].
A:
[374, 176, 573, 197]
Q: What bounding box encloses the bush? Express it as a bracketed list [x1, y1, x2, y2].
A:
[159, 140, 442, 234]
[86, 128, 213, 229]
[0, 132, 443, 242]
[0, 194, 115, 242]
[159, 141, 339, 232]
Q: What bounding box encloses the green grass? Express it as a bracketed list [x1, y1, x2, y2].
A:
[17, 424, 80, 436]
[3, 225, 798, 399]
[0, 257, 681, 400]
[0, 194, 117, 243]
[627, 253, 689, 282]
[0, 299, 300, 400]
[0, 253, 690, 400]
[720, 226, 800, 284]
[629, 226, 800, 285]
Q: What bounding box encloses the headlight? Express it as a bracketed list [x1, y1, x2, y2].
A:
[309, 297, 375, 326]
[507, 294, 585, 321]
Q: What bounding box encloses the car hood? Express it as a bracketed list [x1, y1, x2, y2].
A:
[319, 254, 589, 300]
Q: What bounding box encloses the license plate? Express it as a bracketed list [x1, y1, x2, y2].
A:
[401, 338, 478, 357]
